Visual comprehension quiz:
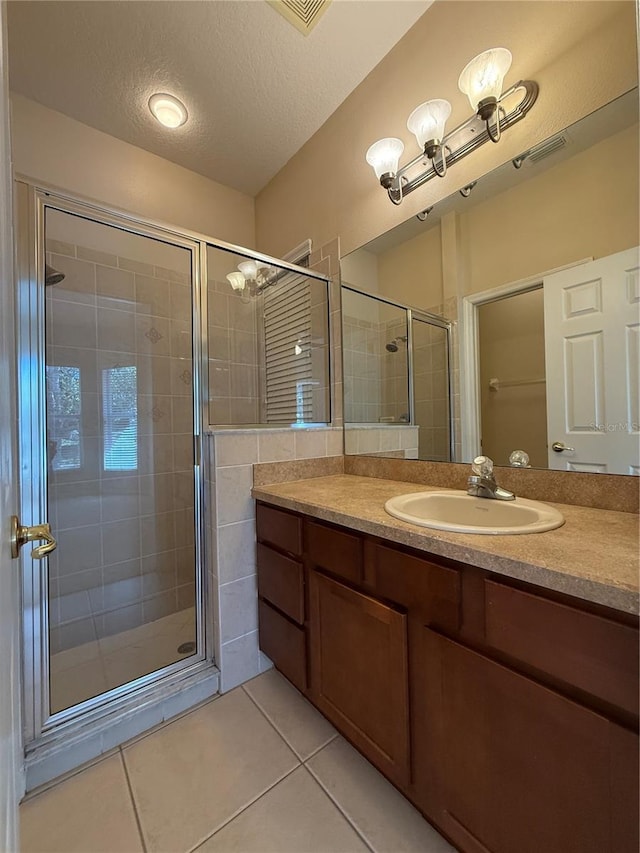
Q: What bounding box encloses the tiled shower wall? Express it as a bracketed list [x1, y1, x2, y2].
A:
[207, 276, 261, 425]
[45, 240, 195, 653]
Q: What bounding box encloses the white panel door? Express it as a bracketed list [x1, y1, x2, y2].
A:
[544, 247, 640, 474]
[0, 7, 24, 851]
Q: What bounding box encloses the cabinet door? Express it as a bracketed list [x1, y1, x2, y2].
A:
[308, 570, 410, 787]
[422, 630, 639, 853]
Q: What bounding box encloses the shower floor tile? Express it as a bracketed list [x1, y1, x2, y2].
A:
[21, 669, 455, 853]
[49, 607, 196, 714]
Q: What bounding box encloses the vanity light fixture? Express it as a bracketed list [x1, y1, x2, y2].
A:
[226, 260, 276, 296]
[365, 48, 537, 206]
[148, 93, 188, 128]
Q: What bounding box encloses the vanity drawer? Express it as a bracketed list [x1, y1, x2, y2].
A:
[256, 503, 302, 557]
[258, 599, 307, 692]
[484, 580, 639, 716]
[257, 543, 304, 624]
[306, 520, 363, 584]
[372, 543, 461, 634]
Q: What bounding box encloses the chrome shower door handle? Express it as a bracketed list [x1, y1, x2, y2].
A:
[10, 516, 57, 559]
[551, 441, 575, 453]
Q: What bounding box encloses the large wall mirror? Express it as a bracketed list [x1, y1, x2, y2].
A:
[341, 88, 639, 476]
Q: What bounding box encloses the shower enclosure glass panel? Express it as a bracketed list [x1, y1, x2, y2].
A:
[411, 318, 451, 462]
[44, 208, 198, 715]
[206, 245, 330, 425]
[342, 288, 409, 424]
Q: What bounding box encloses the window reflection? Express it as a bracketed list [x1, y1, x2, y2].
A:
[46, 365, 82, 470]
[102, 365, 138, 471]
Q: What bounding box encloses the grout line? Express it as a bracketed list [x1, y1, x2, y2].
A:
[120, 749, 148, 853]
[118, 688, 222, 752]
[301, 731, 340, 763]
[240, 682, 307, 762]
[304, 761, 377, 853]
[21, 748, 119, 802]
[184, 763, 302, 853]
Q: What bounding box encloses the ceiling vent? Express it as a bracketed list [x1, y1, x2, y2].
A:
[267, 0, 332, 36]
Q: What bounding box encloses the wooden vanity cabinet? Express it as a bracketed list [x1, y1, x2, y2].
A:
[255, 502, 640, 853]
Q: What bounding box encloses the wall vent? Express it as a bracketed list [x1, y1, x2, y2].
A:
[528, 134, 568, 163]
[267, 0, 332, 36]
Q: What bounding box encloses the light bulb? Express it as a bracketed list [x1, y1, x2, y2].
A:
[365, 138, 404, 181]
[407, 99, 451, 153]
[458, 48, 512, 115]
[226, 272, 246, 292]
[148, 93, 188, 128]
[237, 260, 259, 281]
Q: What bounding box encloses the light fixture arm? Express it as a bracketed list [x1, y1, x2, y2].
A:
[383, 79, 537, 204]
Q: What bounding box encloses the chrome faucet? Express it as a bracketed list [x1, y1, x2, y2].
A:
[467, 456, 515, 501]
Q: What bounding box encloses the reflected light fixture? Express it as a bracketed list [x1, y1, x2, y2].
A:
[226, 272, 246, 292]
[226, 260, 277, 296]
[148, 93, 188, 128]
[366, 48, 537, 205]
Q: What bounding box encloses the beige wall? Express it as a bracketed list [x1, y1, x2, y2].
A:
[377, 224, 443, 309]
[11, 94, 255, 248]
[478, 289, 547, 468]
[255, 1, 637, 259]
[460, 123, 639, 295]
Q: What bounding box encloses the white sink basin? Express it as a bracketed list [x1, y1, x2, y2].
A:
[384, 490, 565, 535]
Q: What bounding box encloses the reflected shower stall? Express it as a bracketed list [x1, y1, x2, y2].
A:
[341, 286, 453, 461]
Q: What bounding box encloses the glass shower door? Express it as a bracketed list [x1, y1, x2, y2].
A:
[411, 317, 452, 462]
[39, 205, 201, 717]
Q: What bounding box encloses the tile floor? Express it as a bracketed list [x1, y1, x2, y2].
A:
[20, 669, 455, 853]
[50, 608, 196, 713]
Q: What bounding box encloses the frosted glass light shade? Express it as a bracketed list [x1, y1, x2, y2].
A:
[365, 138, 404, 179]
[458, 48, 512, 111]
[238, 260, 261, 281]
[407, 99, 452, 149]
[226, 272, 246, 291]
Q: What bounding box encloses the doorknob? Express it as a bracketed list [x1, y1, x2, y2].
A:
[10, 516, 57, 559]
[551, 441, 575, 453]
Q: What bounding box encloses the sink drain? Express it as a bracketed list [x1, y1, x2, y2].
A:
[177, 641, 196, 655]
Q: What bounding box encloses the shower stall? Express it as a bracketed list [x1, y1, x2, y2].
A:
[14, 180, 330, 787]
[341, 285, 453, 461]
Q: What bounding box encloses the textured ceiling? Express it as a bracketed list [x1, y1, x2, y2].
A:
[7, 0, 433, 196]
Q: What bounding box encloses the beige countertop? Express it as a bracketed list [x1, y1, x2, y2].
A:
[252, 474, 640, 616]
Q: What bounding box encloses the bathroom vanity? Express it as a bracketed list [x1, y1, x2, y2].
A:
[253, 475, 639, 853]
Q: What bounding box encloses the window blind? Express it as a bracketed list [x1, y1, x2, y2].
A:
[263, 273, 313, 423]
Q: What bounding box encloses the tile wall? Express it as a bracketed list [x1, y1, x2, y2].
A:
[45, 239, 196, 654]
[207, 274, 261, 425]
[206, 427, 343, 692]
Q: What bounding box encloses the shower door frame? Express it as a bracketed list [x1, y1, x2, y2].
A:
[16, 180, 211, 751]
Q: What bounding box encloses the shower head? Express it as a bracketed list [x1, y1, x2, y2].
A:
[385, 335, 407, 353]
[45, 264, 65, 286]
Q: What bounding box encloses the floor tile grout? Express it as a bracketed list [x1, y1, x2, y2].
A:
[184, 763, 302, 853]
[20, 748, 119, 802]
[305, 760, 378, 853]
[240, 682, 309, 761]
[119, 749, 148, 853]
[118, 690, 221, 752]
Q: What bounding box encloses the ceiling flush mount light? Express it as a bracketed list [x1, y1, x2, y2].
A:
[366, 48, 537, 206]
[148, 93, 188, 128]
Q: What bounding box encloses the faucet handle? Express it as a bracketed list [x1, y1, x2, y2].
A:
[472, 455, 494, 478]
